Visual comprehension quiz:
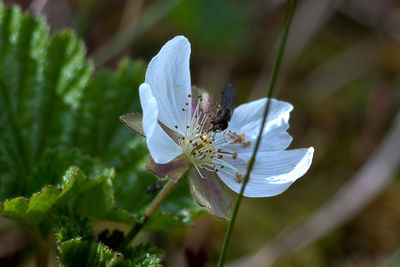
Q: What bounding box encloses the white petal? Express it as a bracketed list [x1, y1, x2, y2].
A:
[139, 83, 182, 164]
[145, 35, 192, 135]
[217, 147, 314, 197]
[228, 98, 293, 137]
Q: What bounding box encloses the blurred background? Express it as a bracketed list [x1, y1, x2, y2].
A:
[2, 0, 400, 266]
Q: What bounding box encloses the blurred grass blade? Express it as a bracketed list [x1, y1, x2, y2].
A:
[92, 0, 183, 67]
[217, 0, 295, 266]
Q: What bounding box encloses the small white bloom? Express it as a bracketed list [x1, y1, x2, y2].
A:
[122, 36, 314, 219]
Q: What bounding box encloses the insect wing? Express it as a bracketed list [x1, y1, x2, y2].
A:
[221, 83, 237, 117]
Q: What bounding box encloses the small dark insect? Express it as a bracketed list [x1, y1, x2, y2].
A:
[211, 83, 237, 132]
[146, 181, 163, 194]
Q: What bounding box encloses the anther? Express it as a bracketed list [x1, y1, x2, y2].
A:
[188, 94, 191, 97]
[182, 108, 185, 111]
[235, 172, 243, 183]
[185, 102, 189, 106]
[174, 125, 178, 129]
[232, 152, 238, 160]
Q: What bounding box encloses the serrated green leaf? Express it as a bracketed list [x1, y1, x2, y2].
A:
[125, 243, 164, 266]
[0, 197, 28, 221]
[58, 239, 129, 267]
[58, 239, 164, 267]
[0, 3, 146, 202]
[0, 3, 93, 200]
[0, 2, 206, 233]
[0, 149, 137, 237]
[52, 207, 94, 243]
[26, 186, 60, 223]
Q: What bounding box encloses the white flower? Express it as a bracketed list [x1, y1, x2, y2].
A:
[121, 36, 314, 219]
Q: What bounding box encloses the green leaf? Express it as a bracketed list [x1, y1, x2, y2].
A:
[0, 149, 138, 237]
[0, 3, 147, 202]
[125, 243, 165, 266]
[0, 3, 93, 200]
[52, 207, 94, 243]
[0, 2, 206, 232]
[57, 239, 164, 267]
[112, 138, 205, 230]
[58, 239, 129, 267]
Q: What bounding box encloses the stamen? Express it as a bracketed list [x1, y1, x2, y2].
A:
[235, 172, 243, 183]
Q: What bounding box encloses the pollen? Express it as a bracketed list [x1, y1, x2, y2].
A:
[229, 132, 252, 148]
[177, 94, 241, 178]
[235, 172, 243, 183]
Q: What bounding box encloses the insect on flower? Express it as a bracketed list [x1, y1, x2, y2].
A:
[120, 36, 314, 220]
[211, 83, 237, 132]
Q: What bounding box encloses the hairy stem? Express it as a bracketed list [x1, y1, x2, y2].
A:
[217, 1, 296, 266]
[119, 179, 179, 250]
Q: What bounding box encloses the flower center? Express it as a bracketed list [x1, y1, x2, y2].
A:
[174, 94, 249, 180]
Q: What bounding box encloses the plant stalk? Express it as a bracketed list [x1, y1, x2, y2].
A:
[217, 1, 296, 266]
[119, 179, 179, 250]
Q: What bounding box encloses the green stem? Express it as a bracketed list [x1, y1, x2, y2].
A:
[217, 1, 296, 266]
[119, 179, 179, 250]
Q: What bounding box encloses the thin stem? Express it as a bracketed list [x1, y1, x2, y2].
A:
[217, 1, 296, 266]
[119, 179, 179, 250]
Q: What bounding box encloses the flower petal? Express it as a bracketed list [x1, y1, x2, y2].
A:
[217, 147, 314, 197]
[189, 168, 232, 220]
[146, 154, 189, 180]
[145, 35, 192, 134]
[140, 83, 182, 164]
[228, 98, 293, 137]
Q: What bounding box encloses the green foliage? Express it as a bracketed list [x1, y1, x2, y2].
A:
[58, 239, 164, 267]
[52, 208, 94, 243]
[0, 2, 148, 202]
[125, 243, 165, 266]
[0, 4, 208, 264]
[54, 210, 164, 267]
[0, 1, 203, 232]
[0, 149, 135, 237]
